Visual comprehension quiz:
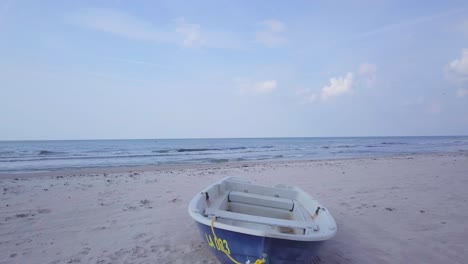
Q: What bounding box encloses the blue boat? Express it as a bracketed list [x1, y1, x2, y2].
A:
[188, 177, 337, 264]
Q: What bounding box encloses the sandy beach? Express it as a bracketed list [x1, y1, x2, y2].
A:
[1, 153, 467, 264]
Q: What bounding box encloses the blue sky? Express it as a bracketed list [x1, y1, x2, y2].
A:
[1, 0, 468, 140]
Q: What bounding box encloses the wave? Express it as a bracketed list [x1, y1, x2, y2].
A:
[381, 142, 407, 145]
[153, 146, 250, 153]
[210, 158, 229, 163]
[152, 150, 174, 153]
[0, 151, 16, 158]
[228, 147, 248, 150]
[152, 148, 218, 153]
[177, 148, 220, 152]
[38, 150, 65, 155]
[321, 145, 355, 149]
[1, 153, 175, 163]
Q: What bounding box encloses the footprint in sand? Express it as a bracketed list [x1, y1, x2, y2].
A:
[108, 248, 131, 260]
[130, 246, 148, 258]
[133, 233, 148, 240]
[67, 257, 81, 263]
[169, 197, 181, 203]
[37, 208, 51, 214]
[123, 205, 138, 211]
[92, 226, 107, 231]
[80, 247, 91, 255]
[5, 212, 36, 221]
[149, 245, 173, 260]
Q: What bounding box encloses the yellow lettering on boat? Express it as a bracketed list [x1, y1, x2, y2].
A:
[204, 233, 232, 256]
[223, 239, 231, 255]
[205, 234, 215, 248]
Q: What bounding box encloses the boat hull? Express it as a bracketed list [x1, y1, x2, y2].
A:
[196, 222, 324, 264]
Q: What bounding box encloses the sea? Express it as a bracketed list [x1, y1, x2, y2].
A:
[1, 136, 467, 174]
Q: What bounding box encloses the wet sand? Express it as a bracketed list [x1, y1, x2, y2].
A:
[1, 153, 467, 264]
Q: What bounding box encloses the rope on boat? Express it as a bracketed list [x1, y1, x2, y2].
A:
[210, 218, 266, 264]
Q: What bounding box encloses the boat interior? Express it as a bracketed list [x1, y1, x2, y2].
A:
[196, 177, 334, 237]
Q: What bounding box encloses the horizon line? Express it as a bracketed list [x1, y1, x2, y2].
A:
[1, 135, 467, 142]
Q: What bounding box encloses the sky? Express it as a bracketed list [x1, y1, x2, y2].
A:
[1, 0, 468, 140]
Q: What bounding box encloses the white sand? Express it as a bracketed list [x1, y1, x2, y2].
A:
[1, 153, 467, 264]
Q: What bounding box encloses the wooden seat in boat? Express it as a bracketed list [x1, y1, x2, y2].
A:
[205, 209, 315, 231]
[228, 191, 294, 211]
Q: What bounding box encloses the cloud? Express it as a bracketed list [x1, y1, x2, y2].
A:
[295, 88, 317, 104]
[262, 20, 286, 32]
[446, 49, 468, 97]
[321, 72, 354, 100]
[356, 8, 466, 39]
[255, 19, 287, 47]
[70, 9, 167, 42]
[358, 63, 377, 76]
[295, 62, 378, 103]
[237, 79, 277, 95]
[446, 49, 468, 83]
[174, 17, 204, 47]
[69, 9, 240, 49]
[358, 63, 378, 87]
[106, 57, 173, 69]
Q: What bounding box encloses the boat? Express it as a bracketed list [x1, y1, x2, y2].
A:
[188, 177, 337, 264]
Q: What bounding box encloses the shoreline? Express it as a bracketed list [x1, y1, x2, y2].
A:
[1, 151, 466, 179]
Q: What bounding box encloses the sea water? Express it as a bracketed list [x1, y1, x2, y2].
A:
[1, 136, 467, 173]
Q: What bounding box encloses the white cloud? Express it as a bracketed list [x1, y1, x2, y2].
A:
[237, 79, 277, 95]
[295, 62, 377, 103]
[261, 20, 286, 32]
[446, 49, 468, 98]
[70, 9, 239, 49]
[106, 57, 172, 69]
[321, 72, 354, 100]
[447, 49, 468, 83]
[255, 19, 287, 47]
[457, 88, 468, 98]
[70, 9, 166, 42]
[174, 17, 204, 47]
[357, 63, 378, 87]
[356, 8, 465, 39]
[295, 88, 317, 104]
[358, 63, 377, 76]
[306, 93, 317, 102]
[254, 80, 277, 94]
